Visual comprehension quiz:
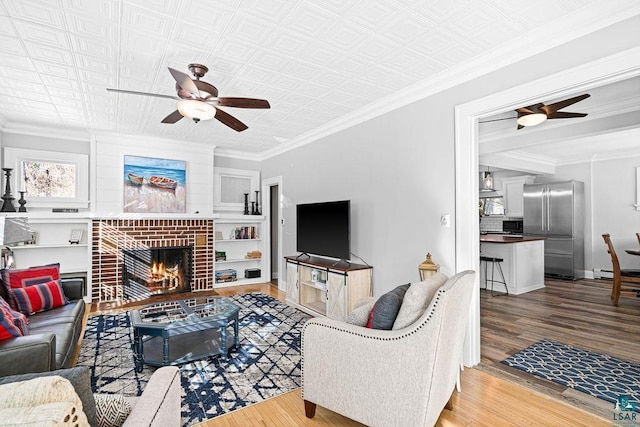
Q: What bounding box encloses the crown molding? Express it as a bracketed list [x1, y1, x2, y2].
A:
[260, 2, 640, 161]
[214, 147, 264, 162]
[92, 130, 217, 152]
[1, 122, 90, 141]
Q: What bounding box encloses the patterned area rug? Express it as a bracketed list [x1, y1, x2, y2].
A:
[77, 293, 311, 426]
[502, 339, 640, 411]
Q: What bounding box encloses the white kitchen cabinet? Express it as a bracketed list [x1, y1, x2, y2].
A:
[501, 176, 535, 218]
[479, 239, 545, 295]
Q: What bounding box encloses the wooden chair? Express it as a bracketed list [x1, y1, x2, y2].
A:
[601, 234, 640, 305]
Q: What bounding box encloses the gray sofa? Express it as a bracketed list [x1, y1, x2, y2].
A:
[0, 278, 86, 377]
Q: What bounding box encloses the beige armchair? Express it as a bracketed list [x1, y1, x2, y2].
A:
[302, 270, 476, 426]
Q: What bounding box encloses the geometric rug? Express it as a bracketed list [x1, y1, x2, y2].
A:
[76, 292, 312, 426]
[502, 339, 640, 412]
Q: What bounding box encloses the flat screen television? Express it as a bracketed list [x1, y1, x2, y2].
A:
[296, 200, 350, 260]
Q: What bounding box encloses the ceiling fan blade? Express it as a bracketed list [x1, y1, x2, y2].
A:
[107, 88, 179, 100]
[517, 124, 524, 130]
[161, 110, 184, 124]
[214, 107, 248, 132]
[515, 107, 535, 114]
[548, 111, 588, 119]
[216, 97, 271, 109]
[543, 93, 590, 113]
[168, 67, 199, 97]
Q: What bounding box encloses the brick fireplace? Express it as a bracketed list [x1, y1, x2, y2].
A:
[91, 219, 214, 302]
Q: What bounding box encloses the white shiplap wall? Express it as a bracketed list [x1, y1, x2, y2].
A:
[93, 133, 216, 216]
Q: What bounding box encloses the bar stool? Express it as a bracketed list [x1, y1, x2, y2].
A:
[480, 256, 509, 296]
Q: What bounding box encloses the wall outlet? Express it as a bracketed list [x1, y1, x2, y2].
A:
[440, 213, 450, 228]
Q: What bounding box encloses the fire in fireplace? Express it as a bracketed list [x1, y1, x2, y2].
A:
[122, 246, 193, 299]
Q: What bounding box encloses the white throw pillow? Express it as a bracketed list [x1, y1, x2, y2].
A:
[346, 300, 376, 326]
[392, 273, 448, 330]
[0, 401, 89, 426]
[0, 376, 89, 426]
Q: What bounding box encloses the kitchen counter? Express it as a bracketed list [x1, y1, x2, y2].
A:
[479, 236, 545, 295]
[480, 234, 546, 243]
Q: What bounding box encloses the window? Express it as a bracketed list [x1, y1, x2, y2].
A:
[213, 167, 260, 213]
[22, 160, 76, 198]
[480, 197, 505, 216]
[3, 147, 89, 209]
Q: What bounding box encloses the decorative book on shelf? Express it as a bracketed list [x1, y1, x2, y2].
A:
[232, 226, 258, 240]
[215, 269, 237, 283]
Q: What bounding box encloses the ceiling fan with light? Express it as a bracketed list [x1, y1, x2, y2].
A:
[107, 64, 270, 132]
[481, 94, 590, 129]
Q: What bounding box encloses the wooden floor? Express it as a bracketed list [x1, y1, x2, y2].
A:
[480, 277, 640, 419]
[89, 279, 633, 426]
[198, 366, 607, 427]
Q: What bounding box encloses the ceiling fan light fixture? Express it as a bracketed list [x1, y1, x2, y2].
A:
[517, 113, 547, 127]
[177, 99, 215, 121]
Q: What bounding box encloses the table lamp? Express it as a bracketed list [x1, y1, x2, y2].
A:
[418, 252, 440, 281]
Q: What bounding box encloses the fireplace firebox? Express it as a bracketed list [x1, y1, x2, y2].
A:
[122, 246, 193, 299]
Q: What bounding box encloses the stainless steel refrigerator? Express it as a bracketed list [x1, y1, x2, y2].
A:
[523, 181, 584, 279]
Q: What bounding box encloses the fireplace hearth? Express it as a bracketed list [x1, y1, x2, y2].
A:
[123, 246, 192, 299]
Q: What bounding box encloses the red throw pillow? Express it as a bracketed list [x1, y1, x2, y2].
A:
[0, 264, 61, 310]
[11, 280, 69, 315]
[0, 297, 28, 340]
[366, 303, 376, 328]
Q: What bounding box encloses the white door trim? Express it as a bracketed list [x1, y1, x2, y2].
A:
[455, 46, 640, 367]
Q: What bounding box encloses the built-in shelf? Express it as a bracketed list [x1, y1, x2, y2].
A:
[5, 215, 91, 279]
[216, 258, 262, 264]
[214, 216, 266, 287]
[11, 244, 88, 250]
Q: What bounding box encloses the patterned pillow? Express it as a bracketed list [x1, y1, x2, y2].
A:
[94, 394, 132, 427]
[346, 300, 376, 326]
[12, 280, 69, 315]
[0, 297, 27, 340]
[1, 264, 61, 310]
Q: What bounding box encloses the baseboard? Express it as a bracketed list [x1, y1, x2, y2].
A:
[581, 270, 595, 279]
[593, 268, 613, 279]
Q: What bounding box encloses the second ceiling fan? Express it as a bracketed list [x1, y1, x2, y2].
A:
[107, 63, 270, 132]
[482, 93, 591, 129]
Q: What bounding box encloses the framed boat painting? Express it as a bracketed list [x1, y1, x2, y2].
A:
[123, 155, 186, 213]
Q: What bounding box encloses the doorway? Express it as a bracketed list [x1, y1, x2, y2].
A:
[455, 46, 640, 367]
[263, 176, 285, 291]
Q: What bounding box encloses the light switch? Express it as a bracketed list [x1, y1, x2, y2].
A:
[441, 213, 450, 228]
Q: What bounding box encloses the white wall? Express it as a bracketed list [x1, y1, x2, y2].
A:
[591, 155, 640, 270]
[214, 155, 260, 171]
[262, 104, 456, 294]
[93, 133, 215, 216]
